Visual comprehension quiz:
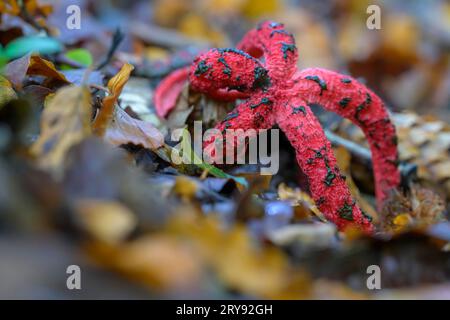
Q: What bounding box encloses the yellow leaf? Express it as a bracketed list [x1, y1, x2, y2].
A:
[382, 15, 419, 57]
[0, 0, 52, 24]
[172, 176, 199, 200]
[25, 0, 53, 17]
[0, 0, 20, 15]
[277, 183, 323, 220]
[241, 0, 280, 18]
[92, 63, 134, 136]
[178, 13, 225, 46]
[393, 213, 413, 232]
[31, 85, 92, 174]
[144, 46, 169, 61]
[200, 0, 245, 14]
[75, 199, 137, 244]
[153, 0, 189, 28]
[0, 76, 17, 109]
[334, 146, 378, 223]
[167, 214, 311, 298]
[86, 234, 203, 291]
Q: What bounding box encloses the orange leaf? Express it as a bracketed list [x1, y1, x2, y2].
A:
[0, 0, 20, 15]
[86, 234, 203, 291]
[28, 55, 69, 83]
[92, 63, 134, 136]
[4, 54, 68, 89]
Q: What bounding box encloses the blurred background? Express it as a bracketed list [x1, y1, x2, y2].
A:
[0, 0, 449, 299]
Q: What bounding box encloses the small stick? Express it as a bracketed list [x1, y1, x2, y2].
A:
[324, 130, 372, 162]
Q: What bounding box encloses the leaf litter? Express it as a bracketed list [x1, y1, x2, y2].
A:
[0, 0, 449, 299]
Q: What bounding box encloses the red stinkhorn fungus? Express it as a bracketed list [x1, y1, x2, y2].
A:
[154, 21, 401, 233]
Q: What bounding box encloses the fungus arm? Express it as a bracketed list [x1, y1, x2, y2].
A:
[237, 21, 298, 81]
[203, 95, 276, 164]
[154, 66, 250, 118]
[189, 48, 272, 95]
[275, 97, 374, 232]
[294, 68, 400, 209]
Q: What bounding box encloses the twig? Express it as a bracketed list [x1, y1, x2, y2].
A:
[325, 129, 372, 162]
[96, 28, 125, 70]
[325, 129, 418, 184]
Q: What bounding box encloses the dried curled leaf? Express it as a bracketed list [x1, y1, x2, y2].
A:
[27, 55, 68, 82]
[277, 183, 323, 221]
[4, 54, 69, 89]
[92, 63, 134, 136]
[104, 107, 164, 150]
[0, 76, 17, 109]
[31, 85, 92, 174]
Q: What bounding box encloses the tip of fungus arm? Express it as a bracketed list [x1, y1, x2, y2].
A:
[154, 66, 252, 118]
[154, 67, 190, 118]
[237, 21, 298, 80]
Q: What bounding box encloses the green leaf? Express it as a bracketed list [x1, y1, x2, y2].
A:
[0, 55, 7, 69]
[62, 48, 93, 69]
[179, 128, 248, 188]
[4, 36, 63, 59]
[0, 45, 7, 68]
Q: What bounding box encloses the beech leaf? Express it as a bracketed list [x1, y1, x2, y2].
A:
[92, 63, 134, 136]
[4, 54, 69, 89]
[31, 85, 92, 174]
[104, 107, 164, 150]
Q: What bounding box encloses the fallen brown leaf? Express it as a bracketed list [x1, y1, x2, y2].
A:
[28, 55, 69, 83]
[103, 107, 164, 150]
[4, 54, 69, 89]
[31, 85, 92, 174]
